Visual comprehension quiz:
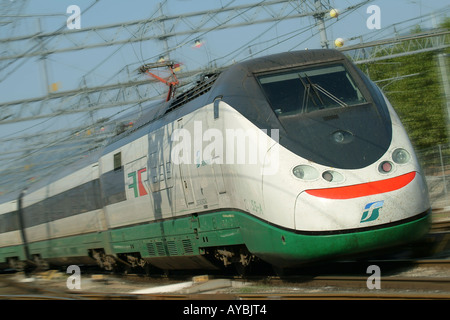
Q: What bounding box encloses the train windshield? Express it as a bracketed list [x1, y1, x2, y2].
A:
[257, 64, 367, 116]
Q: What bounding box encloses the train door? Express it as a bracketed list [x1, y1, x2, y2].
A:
[175, 118, 219, 210]
[92, 163, 107, 231]
[194, 162, 219, 209]
[179, 163, 195, 208]
[175, 119, 195, 208]
[148, 124, 190, 218]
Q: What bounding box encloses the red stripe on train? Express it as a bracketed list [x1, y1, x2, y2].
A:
[305, 172, 416, 200]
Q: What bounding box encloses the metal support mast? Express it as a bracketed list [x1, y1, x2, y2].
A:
[314, 0, 329, 49]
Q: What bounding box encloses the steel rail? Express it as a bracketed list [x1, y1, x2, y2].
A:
[431, 220, 450, 233]
[1, 273, 450, 300]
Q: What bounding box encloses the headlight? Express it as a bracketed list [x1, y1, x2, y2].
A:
[392, 148, 410, 164]
[293, 165, 319, 180]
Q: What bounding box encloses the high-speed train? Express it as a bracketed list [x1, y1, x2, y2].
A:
[0, 50, 431, 274]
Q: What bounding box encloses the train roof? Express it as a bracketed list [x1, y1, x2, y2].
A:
[231, 49, 347, 74]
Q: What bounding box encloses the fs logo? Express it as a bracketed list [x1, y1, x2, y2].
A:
[361, 201, 384, 223]
[128, 168, 148, 198]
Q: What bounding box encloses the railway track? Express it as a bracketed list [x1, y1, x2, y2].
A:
[431, 219, 450, 233]
[0, 275, 84, 300]
[68, 291, 450, 300]
[79, 270, 450, 300]
[1, 284, 449, 300]
[1, 259, 449, 300]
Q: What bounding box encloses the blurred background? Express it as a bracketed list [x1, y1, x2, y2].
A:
[0, 0, 449, 208]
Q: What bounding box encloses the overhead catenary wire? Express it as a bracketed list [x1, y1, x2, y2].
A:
[0, 0, 101, 84]
[1, 1, 447, 196]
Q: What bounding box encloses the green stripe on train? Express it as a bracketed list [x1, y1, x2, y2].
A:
[108, 210, 431, 267]
[0, 210, 430, 268]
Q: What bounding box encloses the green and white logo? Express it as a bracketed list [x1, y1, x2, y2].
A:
[361, 201, 384, 223]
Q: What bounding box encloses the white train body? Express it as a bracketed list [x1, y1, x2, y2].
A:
[0, 50, 431, 271]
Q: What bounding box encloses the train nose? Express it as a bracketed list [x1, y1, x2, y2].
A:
[294, 171, 430, 232]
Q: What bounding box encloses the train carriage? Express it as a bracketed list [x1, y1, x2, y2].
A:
[0, 49, 431, 273]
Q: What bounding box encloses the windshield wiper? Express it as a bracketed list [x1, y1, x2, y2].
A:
[313, 84, 348, 108]
[299, 74, 348, 110]
[298, 75, 324, 113]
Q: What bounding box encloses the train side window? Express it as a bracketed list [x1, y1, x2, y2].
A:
[114, 152, 122, 171]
